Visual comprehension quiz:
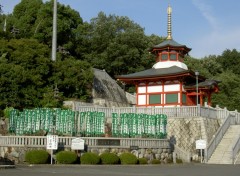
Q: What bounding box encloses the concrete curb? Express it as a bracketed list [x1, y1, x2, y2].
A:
[0, 165, 15, 169]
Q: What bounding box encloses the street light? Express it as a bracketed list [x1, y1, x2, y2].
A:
[195, 71, 199, 105]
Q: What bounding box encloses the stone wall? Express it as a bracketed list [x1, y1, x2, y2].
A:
[167, 117, 220, 159]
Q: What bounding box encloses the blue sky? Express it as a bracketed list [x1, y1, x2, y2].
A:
[1, 0, 240, 58]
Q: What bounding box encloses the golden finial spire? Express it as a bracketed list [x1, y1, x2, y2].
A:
[167, 4, 172, 40]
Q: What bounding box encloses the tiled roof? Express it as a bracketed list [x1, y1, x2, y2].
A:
[115, 66, 189, 79]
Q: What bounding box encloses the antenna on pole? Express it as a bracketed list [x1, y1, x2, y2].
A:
[51, 0, 57, 61]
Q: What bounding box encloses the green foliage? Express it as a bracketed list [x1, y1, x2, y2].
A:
[3, 107, 14, 118]
[100, 152, 120, 165]
[176, 158, 183, 164]
[80, 12, 157, 78]
[80, 152, 100, 165]
[119, 152, 138, 165]
[25, 150, 49, 164]
[151, 159, 161, 164]
[138, 158, 148, 165]
[55, 151, 77, 164]
[0, 38, 93, 109]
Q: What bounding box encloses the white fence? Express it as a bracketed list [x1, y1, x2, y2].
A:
[0, 136, 169, 149]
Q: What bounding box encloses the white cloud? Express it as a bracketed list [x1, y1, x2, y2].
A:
[192, 0, 219, 30]
[190, 0, 240, 58]
[191, 27, 240, 58]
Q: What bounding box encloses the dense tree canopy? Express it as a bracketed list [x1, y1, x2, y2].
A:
[0, 0, 240, 112]
[77, 12, 159, 77]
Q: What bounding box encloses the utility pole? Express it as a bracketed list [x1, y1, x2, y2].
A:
[51, 0, 57, 61]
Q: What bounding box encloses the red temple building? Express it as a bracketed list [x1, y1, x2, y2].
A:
[116, 5, 219, 107]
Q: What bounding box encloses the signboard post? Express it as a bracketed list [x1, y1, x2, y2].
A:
[196, 139, 206, 163]
[71, 138, 85, 157]
[46, 135, 58, 164]
[71, 138, 85, 150]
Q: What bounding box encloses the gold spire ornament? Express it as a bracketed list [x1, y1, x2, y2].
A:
[167, 5, 172, 40]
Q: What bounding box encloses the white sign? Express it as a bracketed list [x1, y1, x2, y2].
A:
[47, 135, 58, 150]
[71, 138, 84, 150]
[196, 139, 206, 149]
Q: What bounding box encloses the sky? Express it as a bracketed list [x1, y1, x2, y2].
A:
[1, 0, 240, 58]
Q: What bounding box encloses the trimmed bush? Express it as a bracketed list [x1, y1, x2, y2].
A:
[25, 150, 49, 164]
[176, 158, 183, 164]
[100, 152, 120, 165]
[80, 152, 100, 165]
[138, 158, 148, 165]
[56, 151, 77, 164]
[151, 159, 161, 164]
[119, 152, 138, 165]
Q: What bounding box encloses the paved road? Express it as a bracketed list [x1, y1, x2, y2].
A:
[1, 164, 240, 176]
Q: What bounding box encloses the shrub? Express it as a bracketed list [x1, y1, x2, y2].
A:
[80, 152, 100, 165]
[176, 158, 183, 164]
[167, 158, 173, 164]
[138, 158, 148, 165]
[119, 152, 138, 165]
[55, 151, 77, 164]
[100, 152, 120, 165]
[151, 159, 161, 164]
[25, 150, 49, 164]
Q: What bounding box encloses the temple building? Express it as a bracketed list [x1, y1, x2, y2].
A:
[116, 5, 219, 107]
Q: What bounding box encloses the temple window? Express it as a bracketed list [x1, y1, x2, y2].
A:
[161, 53, 168, 61]
[166, 93, 178, 104]
[149, 94, 161, 104]
[170, 53, 177, 61]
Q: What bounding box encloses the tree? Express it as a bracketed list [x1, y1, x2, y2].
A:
[217, 49, 240, 75]
[78, 12, 153, 77]
[11, 0, 43, 38]
[52, 57, 93, 101]
[0, 4, 3, 14]
[0, 39, 52, 109]
[212, 71, 240, 111]
[9, 0, 83, 54]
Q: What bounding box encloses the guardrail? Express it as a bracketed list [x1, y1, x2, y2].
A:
[73, 105, 240, 121]
[0, 136, 170, 149]
[232, 134, 240, 164]
[206, 114, 235, 162]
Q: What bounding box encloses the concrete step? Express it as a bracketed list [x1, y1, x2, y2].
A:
[207, 125, 240, 164]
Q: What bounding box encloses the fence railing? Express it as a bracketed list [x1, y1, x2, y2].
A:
[73, 105, 239, 121]
[0, 136, 170, 149]
[206, 113, 235, 162]
[232, 134, 240, 164]
[74, 106, 201, 118]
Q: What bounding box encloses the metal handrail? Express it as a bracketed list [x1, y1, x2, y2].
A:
[232, 134, 240, 164]
[206, 114, 235, 162]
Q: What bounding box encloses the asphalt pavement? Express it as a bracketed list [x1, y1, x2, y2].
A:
[1, 164, 240, 176]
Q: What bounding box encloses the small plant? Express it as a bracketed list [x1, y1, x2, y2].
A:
[55, 151, 77, 164]
[119, 152, 138, 165]
[138, 158, 148, 165]
[176, 158, 183, 164]
[100, 152, 120, 165]
[80, 152, 100, 165]
[167, 158, 173, 164]
[25, 150, 49, 164]
[151, 159, 161, 164]
[3, 107, 14, 118]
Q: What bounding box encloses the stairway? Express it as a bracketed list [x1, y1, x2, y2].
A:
[207, 125, 240, 164]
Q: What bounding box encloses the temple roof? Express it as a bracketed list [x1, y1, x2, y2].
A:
[115, 66, 190, 80]
[150, 39, 191, 54]
[184, 79, 221, 89]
